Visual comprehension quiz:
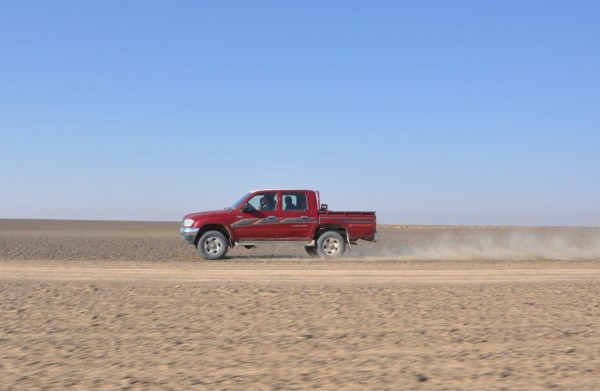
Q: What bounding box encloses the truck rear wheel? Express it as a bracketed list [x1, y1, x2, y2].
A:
[316, 231, 346, 258]
[197, 230, 228, 260]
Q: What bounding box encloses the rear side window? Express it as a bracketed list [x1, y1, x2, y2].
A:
[282, 193, 308, 211]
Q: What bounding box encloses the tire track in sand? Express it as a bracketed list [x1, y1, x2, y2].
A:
[1, 263, 600, 284]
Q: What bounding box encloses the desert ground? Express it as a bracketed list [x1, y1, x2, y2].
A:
[1, 219, 600, 390]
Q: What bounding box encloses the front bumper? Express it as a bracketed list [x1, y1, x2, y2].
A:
[180, 227, 200, 244]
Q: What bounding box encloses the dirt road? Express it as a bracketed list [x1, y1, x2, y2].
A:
[2, 261, 600, 284]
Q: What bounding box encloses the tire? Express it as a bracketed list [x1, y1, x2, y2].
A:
[304, 246, 318, 258]
[196, 230, 228, 260]
[316, 231, 346, 259]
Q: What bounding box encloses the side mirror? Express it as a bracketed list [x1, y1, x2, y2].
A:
[242, 203, 250, 212]
[320, 204, 328, 212]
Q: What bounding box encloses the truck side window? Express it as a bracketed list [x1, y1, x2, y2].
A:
[295, 194, 307, 210]
[283, 193, 307, 211]
[248, 193, 277, 211]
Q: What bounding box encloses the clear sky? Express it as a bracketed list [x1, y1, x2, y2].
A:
[1, 1, 599, 225]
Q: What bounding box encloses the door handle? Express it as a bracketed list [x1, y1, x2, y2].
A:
[267, 216, 277, 220]
[301, 216, 309, 220]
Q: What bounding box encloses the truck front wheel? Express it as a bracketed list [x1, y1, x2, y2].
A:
[316, 231, 346, 258]
[197, 230, 228, 260]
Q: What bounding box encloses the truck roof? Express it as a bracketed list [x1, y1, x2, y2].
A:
[249, 189, 316, 193]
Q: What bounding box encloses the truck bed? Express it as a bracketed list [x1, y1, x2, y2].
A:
[318, 210, 377, 241]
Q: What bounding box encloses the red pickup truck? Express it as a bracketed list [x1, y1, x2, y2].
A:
[180, 189, 378, 260]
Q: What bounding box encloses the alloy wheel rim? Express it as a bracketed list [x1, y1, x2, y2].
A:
[322, 238, 340, 255]
[204, 237, 222, 254]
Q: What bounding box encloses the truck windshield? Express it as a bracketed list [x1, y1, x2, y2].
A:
[230, 193, 250, 210]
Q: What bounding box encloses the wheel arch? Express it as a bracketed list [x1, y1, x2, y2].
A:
[314, 224, 347, 241]
[195, 224, 232, 246]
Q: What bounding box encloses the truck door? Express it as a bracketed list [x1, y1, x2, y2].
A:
[233, 192, 280, 241]
[278, 192, 314, 240]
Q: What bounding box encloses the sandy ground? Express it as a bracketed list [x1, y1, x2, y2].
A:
[1, 220, 600, 390]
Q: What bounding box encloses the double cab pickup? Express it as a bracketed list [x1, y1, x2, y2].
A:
[180, 189, 378, 259]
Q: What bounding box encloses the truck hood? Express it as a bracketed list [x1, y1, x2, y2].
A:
[183, 209, 233, 220]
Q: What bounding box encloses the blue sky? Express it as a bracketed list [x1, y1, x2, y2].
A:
[1, 1, 599, 225]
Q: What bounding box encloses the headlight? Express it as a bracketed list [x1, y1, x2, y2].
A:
[183, 218, 195, 227]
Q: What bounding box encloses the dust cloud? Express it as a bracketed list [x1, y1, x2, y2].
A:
[355, 227, 600, 261]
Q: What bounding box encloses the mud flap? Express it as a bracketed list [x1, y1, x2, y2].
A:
[346, 234, 352, 255]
